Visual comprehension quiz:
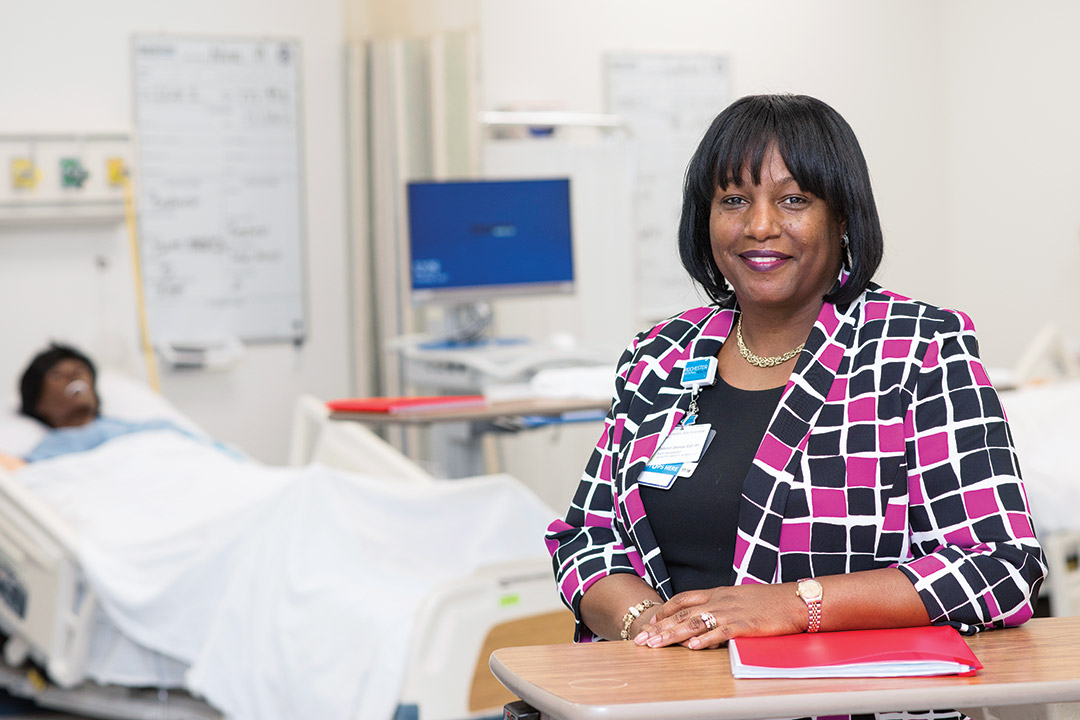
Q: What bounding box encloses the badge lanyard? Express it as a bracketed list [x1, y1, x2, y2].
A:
[681, 356, 717, 424]
[685, 386, 702, 424]
[637, 357, 718, 490]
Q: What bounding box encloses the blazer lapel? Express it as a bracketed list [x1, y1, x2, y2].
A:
[732, 292, 862, 585]
[617, 306, 734, 599]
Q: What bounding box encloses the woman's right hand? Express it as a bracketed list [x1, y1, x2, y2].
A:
[579, 574, 664, 642]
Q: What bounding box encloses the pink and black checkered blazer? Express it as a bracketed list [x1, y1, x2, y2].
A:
[546, 282, 1046, 645]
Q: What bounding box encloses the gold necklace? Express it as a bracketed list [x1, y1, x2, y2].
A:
[735, 315, 805, 368]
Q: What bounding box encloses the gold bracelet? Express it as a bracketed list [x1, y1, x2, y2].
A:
[620, 600, 659, 640]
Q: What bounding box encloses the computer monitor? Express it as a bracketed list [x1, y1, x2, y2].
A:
[405, 178, 575, 306]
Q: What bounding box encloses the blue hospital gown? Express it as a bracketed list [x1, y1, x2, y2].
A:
[24, 417, 242, 463]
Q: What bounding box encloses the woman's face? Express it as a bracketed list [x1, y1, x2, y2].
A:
[35, 358, 99, 428]
[709, 145, 844, 318]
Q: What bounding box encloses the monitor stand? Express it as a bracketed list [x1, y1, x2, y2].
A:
[417, 301, 529, 351]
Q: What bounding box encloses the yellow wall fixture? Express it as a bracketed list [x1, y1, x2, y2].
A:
[11, 157, 40, 190]
[105, 157, 126, 187]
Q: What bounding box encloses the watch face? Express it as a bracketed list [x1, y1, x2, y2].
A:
[798, 579, 823, 602]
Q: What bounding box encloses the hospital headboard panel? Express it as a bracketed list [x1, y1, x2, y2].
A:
[311, 420, 433, 483]
[1044, 530, 1080, 618]
[288, 393, 433, 483]
[1012, 323, 1080, 387]
[287, 394, 328, 467]
[397, 557, 567, 720]
[468, 608, 575, 713]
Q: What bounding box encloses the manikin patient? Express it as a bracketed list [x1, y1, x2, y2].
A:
[1, 343, 231, 470]
[0, 345, 555, 720]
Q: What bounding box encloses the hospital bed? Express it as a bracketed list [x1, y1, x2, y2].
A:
[998, 381, 1080, 618]
[982, 323, 1080, 618]
[287, 394, 576, 718]
[0, 377, 572, 719]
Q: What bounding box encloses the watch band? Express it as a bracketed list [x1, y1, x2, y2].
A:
[796, 578, 823, 633]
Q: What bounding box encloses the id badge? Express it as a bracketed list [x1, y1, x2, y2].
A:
[638, 423, 714, 489]
[680, 357, 717, 389]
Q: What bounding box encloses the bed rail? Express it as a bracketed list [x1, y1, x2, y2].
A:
[0, 466, 97, 687]
[1045, 530, 1080, 617]
[289, 393, 433, 482]
[397, 555, 571, 720]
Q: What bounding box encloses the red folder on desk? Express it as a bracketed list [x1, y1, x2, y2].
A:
[729, 626, 982, 679]
[327, 395, 487, 414]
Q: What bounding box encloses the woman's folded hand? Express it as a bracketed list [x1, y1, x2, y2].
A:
[634, 583, 804, 649]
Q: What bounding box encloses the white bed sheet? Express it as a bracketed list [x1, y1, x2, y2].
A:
[16, 431, 554, 720]
[1000, 380, 1080, 537]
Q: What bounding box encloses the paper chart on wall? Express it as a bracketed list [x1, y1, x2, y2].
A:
[131, 35, 307, 345]
[605, 54, 731, 324]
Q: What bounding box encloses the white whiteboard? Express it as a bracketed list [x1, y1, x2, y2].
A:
[605, 53, 731, 323]
[132, 35, 306, 344]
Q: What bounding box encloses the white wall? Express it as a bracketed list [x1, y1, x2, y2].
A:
[943, 0, 1080, 367]
[479, 0, 951, 305]
[476, 0, 1080, 378]
[0, 0, 349, 463]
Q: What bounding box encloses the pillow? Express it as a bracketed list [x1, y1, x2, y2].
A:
[0, 371, 204, 457]
[95, 372, 200, 428]
[0, 408, 47, 458]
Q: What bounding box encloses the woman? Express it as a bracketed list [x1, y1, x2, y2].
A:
[546, 94, 1045, 664]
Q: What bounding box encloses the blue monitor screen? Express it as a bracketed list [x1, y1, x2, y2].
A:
[406, 178, 574, 303]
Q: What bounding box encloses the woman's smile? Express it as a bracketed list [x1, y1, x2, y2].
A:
[739, 249, 792, 272]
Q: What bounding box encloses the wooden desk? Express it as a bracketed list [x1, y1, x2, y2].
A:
[490, 616, 1080, 720]
[328, 397, 609, 425]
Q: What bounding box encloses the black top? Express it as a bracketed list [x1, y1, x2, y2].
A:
[639, 375, 784, 593]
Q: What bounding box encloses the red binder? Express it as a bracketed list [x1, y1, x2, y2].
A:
[729, 626, 982, 679]
[326, 395, 487, 415]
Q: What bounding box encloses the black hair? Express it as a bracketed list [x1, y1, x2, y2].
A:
[19, 343, 98, 423]
[678, 93, 884, 307]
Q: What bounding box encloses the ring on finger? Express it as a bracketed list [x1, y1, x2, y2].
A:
[699, 611, 718, 631]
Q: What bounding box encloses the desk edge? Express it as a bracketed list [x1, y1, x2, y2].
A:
[490, 652, 1080, 720]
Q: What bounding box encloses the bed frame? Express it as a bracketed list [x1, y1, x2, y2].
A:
[0, 394, 572, 719]
[1044, 530, 1080, 618]
[0, 462, 96, 688]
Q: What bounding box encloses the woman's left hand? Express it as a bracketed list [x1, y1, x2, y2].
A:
[634, 583, 804, 650]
